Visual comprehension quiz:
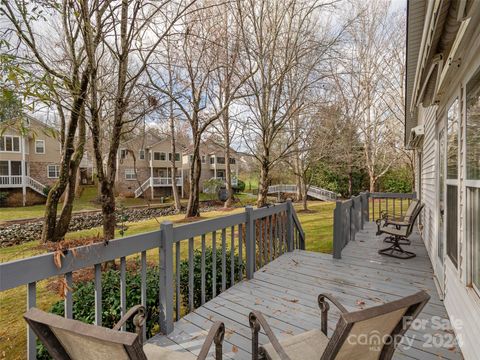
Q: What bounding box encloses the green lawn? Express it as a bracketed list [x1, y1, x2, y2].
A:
[0, 200, 334, 359]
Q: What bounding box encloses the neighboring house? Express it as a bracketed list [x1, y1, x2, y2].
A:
[406, 1, 480, 359]
[116, 131, 186, 199]
[181, 139, 239, 193]
[0, 116, 62, 206]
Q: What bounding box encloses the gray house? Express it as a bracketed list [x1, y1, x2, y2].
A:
[406, 1, 480, 358]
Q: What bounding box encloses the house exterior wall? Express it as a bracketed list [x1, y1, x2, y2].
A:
[0, 118, 61, 205]
[415, 15, 480, 359]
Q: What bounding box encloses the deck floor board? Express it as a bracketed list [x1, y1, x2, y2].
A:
[148, 222, 463, 359]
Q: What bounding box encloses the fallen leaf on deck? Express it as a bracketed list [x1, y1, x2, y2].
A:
[232, 345, 239, 353]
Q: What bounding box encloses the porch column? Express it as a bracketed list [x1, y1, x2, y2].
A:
[21, 136, 26, 207]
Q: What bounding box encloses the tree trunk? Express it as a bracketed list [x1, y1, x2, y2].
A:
[170, 117, 181, 211]
[348, 171, 353, 197]
[186, 138, 202, 217]
[369, 176, 376, 193]
[301, 180, 308, 211]
[296, 174, 302, 201]
[224, 124, 233, 208]
[101, 181, 116, 241]
[41, 71, 89, 243]
[257, 157, 270, 208]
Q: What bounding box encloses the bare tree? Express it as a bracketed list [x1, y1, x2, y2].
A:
[147, 3, 250, 217]
[82, 0, 196, 240]
[237, 0, 340, 207]
[1, 0, 94, 242]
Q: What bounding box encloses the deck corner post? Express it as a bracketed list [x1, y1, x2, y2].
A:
[159, 221, 174, 334]
[333, 200, 343, 259]
[245, 206, 255, 279]
[365, 191, 370, 222]
[286, 199, 294, 252]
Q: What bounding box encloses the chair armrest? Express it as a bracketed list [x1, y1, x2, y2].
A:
[318, 294, 347, 336]
[197, 321, 225, 360]
[249, 311, 291, 360]
[112, 305, 146, 343]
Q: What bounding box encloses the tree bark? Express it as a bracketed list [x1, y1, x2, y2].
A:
[170, 117, 181, 211]
[186, 136, 202, 217]
[257, 155, 270, 208]
[41, 71, 89, 243]
[224, 114, 233, 208]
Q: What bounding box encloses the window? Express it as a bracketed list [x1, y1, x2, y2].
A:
[35, 140, 45, 154]
[125, 169, 136, 180]
[466, 67, 480, 294]
[0, 136, 20, 152]
[168, 152, 180, 161]
[0, 161, 8, 176]
[202, 156, 206, 163]
[47, 165, 60, 178]
[153, 152, 166, 161]
[11, 161, 22, 175]
[120, 149, 127, 159]
[446, 99, 459, 267]
[210, 157, 215, 164]
[189, 155, 193, 163]
[217, 157, 225, 164]
[139, 149, 145, 160]
[229, 158, 236, 164]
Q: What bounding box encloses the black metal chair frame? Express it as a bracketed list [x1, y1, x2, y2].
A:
[377, 203, 424, 259]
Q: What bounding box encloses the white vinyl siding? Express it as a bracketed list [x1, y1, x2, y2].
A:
[421, 105, 438, 256]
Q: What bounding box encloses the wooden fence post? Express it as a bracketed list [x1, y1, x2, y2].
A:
[286, 199, 294, 252]
[333, 200, 343, 259]
[159, 221, 174, 334]
[245, 206, 255, 279]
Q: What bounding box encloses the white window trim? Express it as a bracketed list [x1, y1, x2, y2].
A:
[0, 135, 21, 153]
[35, 140, 45, 154]
[47, 164, 60, 178]
[125, 168, 137, 180]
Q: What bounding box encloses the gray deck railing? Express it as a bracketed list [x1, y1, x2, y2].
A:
[333, 192, 416, 259]
[0, 200, 304, 359]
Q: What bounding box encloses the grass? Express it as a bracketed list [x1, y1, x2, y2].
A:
[0, 200, 334, 359]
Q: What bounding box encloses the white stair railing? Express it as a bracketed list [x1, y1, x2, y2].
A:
[134, 178, 151, 198]
[27, 177, 47, 195]
[267, 184, 337, 201]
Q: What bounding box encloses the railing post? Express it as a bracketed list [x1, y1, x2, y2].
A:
[159, 221, 174, 334]
[365, 191, 370, 222]
[333, 200, 343, 259]
[245, 206, 255, 279]
[286, 199, 294, 252]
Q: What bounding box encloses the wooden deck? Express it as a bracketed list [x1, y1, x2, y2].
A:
[148, 222, 463, 359]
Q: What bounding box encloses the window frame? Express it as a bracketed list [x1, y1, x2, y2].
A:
[0, 135, 21, 153]
[139, 149, 145, 160]
[125, 168, 137, 180]
[47, 164, 60, 179]
[35, 140, 45, 154]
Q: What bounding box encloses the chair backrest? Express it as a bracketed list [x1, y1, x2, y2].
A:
[405, 202, 424, 237]
[24, 308, 147, 360]
[402, 199, 419, 222]
[321, 291, 430, 360]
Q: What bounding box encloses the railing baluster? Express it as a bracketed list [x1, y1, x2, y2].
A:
[27, 282, 36, 360]
[141, 251, 147, 340]
[188, 237, 194, 312]
[120, 256, 127, 331]
[221, 228, 226, 292]
[269, 216, 273, 262]
[238, 224, 243, 280]
[201, 234, 206, 305]
[245, 206, 255, 279]
[212, 231, 217, 297]
[258, 219, 263, 268]
[160, 221, 174, 334]
[65, 272, 73, 319]
[175, 241, 180, 321]
[230, 226, 235, 286]
[263, 218, 268, 263]
[401, 198, 403, 217]
[94, 263, 102, 326]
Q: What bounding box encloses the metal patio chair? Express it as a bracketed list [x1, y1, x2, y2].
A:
[24, 306, 225, 360]
[376, 202, 424, 259]
[376, 199, 420, 246]
[249, 291, 430, 360]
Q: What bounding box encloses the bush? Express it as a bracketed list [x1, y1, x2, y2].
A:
[179, 247, 243, 309]
[379, 167, 413, 193]
[37, 266, 160, 359]
[233, 179, 245, 193]
[0, 191, 8, 206]
[42, 185, 51, 197]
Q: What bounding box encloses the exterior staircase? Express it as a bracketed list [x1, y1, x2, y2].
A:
[267, 184, 337, 201]
[134, 178, 151, 198]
